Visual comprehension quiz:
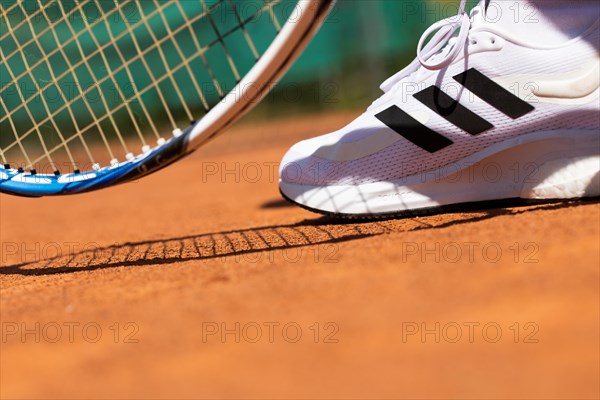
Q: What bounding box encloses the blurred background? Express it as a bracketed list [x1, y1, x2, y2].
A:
[253, 0, 479, 117]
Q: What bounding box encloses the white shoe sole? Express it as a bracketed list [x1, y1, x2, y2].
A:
[279, 129, 600, 217]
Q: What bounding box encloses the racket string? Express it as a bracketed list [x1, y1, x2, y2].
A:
[3, 1, 89, 173]
[0, 99, 32, 168]
[73, 0, 151, 155]
[3, 0, 204, 162]
[171, 1, 213, 112]
[0, 0, 72, 44]
[265, 0, 284, 32]
[102, 4, 163, 143]
[33, 0, 101, 170]
[92, 2, 164, 144]
[229, 0, 261, 61]
[132, 1, 195, 124]
[0, 1, 176, 133]
[0, 45, 58, 172]
[201, 0, 242, 84]
[1, 0, 289, 172]
[1, 0, 176, 168]
[1, 1, 118, 78]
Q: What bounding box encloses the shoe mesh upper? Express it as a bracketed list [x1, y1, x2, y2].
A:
[280, 29, 600, 186]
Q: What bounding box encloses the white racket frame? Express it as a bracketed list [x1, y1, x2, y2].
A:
[187, 0, 335, 149]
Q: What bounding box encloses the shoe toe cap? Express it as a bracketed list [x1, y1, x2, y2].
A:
[279, 139, 320, 185]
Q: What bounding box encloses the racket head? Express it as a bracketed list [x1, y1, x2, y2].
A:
[0, 0, 335, 197]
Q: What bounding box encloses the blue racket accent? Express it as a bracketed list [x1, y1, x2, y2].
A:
[0, 129, 192, 197]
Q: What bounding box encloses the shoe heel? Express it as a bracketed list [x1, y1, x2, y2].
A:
[519, 132, 600, 199]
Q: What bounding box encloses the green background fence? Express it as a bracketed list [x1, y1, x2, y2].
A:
[257, 0, 475, 116]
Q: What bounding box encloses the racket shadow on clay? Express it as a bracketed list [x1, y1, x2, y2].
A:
[2, 200, 594, 277]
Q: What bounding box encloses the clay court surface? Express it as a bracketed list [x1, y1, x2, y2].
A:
[1, 111, 598, 399]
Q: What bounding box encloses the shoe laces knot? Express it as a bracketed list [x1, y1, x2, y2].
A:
[417, 0, 471, 70]
[379, 0, 472, 93]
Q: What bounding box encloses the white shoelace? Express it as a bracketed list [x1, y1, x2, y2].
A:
[380, 0, 472, 93]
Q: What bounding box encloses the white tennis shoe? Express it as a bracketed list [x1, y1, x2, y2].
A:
[279, 0, 600, 218]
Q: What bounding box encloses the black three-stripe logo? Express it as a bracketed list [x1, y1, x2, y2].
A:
[375, 68, 535, 153]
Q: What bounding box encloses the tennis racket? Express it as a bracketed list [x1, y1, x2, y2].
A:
[0, 0, 335, 196]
